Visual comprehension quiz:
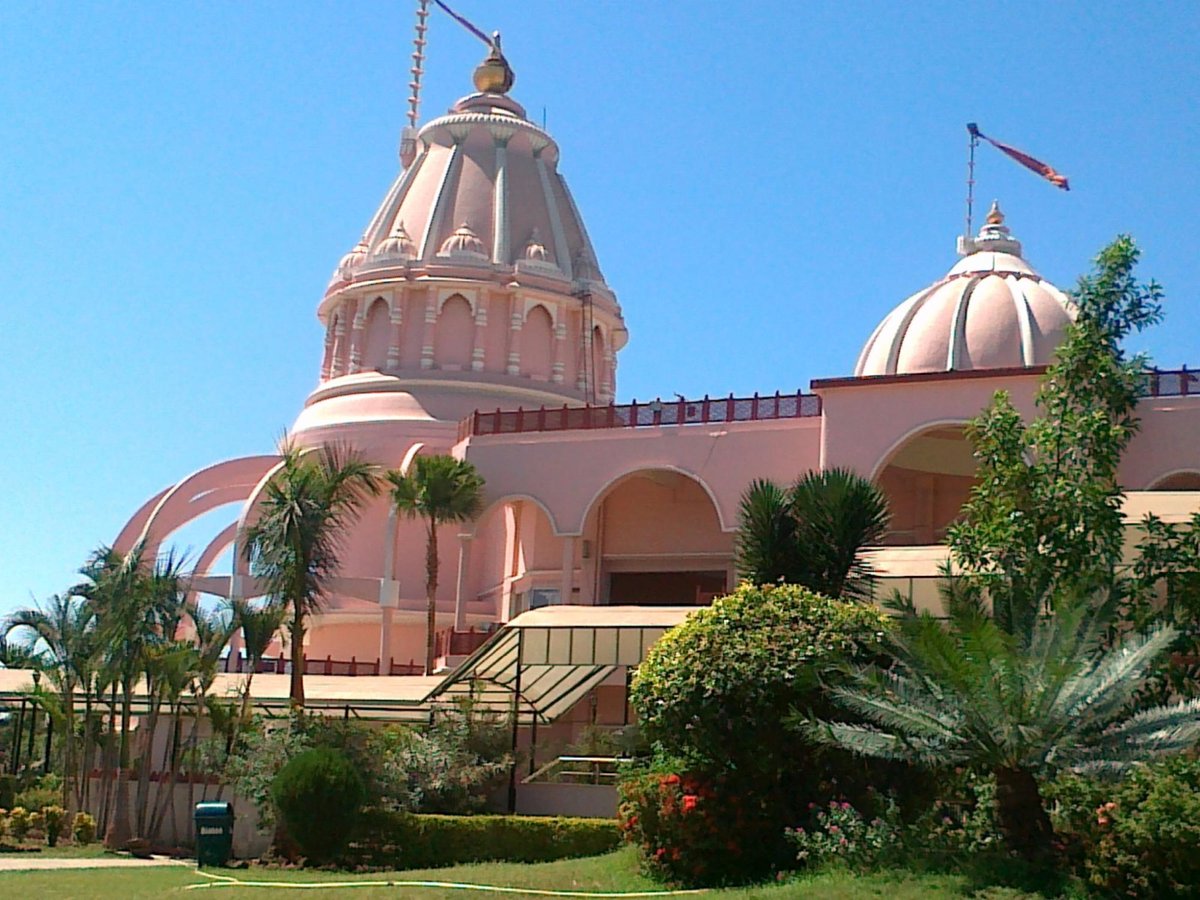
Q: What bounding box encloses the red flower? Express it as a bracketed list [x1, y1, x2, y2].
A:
[662, 773, 681, 786]
[682, 795, 698, 814]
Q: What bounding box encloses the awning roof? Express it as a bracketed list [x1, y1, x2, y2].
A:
[427, 606, 696, 724]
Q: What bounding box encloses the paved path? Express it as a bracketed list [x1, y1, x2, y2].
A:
[0, 855, 189, 872]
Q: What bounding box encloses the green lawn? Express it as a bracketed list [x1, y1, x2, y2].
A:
[0, 847, 1054, 899]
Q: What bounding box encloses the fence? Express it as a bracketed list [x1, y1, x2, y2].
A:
[458, 390, 822, 439]
[222, 654, 424, 676]
[1145, 367, 1199, 397]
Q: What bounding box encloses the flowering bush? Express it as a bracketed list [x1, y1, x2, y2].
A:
[0, 809, 8, 842]
[8, 806, 31, 841]
[618, 767, 782, 886]
[1053, 758, 1200, 898]
[72, 811, 97, 845]
[41, 805, 67, 847]
[787, 800, 901, 871]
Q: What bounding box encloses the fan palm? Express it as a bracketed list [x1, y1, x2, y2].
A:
[387, 455, 485, 674]
[228, 597, 286, 722]
[4, 593, 96, 809]
[736, 468, 890, 600]
[243, 441, 379, 708]
[803, 589, 1200, 860]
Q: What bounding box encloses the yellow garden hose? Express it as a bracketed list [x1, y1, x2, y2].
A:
[185, 868, 707, 896]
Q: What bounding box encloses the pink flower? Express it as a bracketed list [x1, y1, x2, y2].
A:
[828, 825, 840, 833]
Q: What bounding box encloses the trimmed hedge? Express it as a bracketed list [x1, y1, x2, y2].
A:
[347, 811, 620, 869]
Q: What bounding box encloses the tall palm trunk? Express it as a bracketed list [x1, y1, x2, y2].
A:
[104, 681, 135, 848]
[425, 520, 439, 674]
[994, 766, 1055, 860]
[289, 605, 306, 708]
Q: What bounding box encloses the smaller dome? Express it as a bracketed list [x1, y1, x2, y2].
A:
[855, 204, 1076, 378]
[439, 222, 488, 260]
[332, 238, 369, 284]
[523, 227, 550, 262]
[373, 219, 415, 261]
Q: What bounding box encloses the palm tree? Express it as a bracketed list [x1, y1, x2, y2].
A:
[228, 597, 286, 722]
[803, 589, 1200, 860]
[4, 593, 96, 810]
[387, 455, 485, 674]
[243, 441, 378, 708]
[736, 468, 890, 600]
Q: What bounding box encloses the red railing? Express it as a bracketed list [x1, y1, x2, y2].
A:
[435, 626, 492, 659]
[1145, 367, 1199, 397]
[458, 390, 822, 439]
[223, 654, 424, 676]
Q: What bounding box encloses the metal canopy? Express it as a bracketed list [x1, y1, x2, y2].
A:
[428, 606, 695, 724]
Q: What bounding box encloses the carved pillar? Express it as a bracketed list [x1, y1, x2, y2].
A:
[506, 300, 523, 376]
[420, 290, 437, 370]
[490, 127, 514, 263]
[379, 508, 399, 665]
[330, 308, 348, 378]
[453, 533, 474, 631]
[320, 323, 335, 382]
[559, 536, 577, 606]
[471, 296, 489, 372]
[386, 292, 404, 369]
[551, 319, 567, 384]
[576, 314, 591, 394]
[348, 303, 365, 374]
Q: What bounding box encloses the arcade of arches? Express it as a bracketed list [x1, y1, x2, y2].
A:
[876, 425, 978, 546]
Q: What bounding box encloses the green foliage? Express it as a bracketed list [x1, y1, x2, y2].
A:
[368, 699, 512, 815]
[72, 811, 97, 845]
[618, 765, 788, 886]
[224, 715, 312, 829]
[346, 811, 618, 870]
[14, 784, 58, 818]
[948, 235, 1163, 640]
[271, 747, 366, 863]
[8, 806, 30, 840]
[787, 800, 902, 872]
[244, 440, 379, 706]
[41, 804, 66, 847]
[0, 774, 14, 809]
[735, 469, 891, 600]
[1049, 757, 1200, 898]
[632, 582, 890, 777]
[804, 588, 1200, 858]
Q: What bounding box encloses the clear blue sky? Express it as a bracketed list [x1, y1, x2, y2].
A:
[2, 1, 1198, 616]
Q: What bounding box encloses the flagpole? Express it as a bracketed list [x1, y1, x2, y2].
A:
[965, 123, 979, 240]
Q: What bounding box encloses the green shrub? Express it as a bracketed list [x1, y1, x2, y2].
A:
[0, 810, 9, 842]
[9, 806, 30, 840]
[41, 805, 67, 847]
[1052, 757, 1200, 898]
[632, 583, 890, 779]
[618, 766, 782, 886]
[271, 747, 366, 864]
[0, 774, 15, 809]
[787, 800, 902, 871]
[347, 812, 619, 869]
[15, 785, 59, 815]
[72, 811, 97, 845]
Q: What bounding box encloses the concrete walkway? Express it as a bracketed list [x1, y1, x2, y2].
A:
[0, 854, 189, 872]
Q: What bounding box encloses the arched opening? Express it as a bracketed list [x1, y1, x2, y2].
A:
[586, 469, 733, 606]
[468, 496, 560, 619]
[1148, 471, 1200, 491]
[876, 424, 978, 546]
[435, 295, 473, 370]
[522, 305, 554, 381]
[361, 297, 391, 371]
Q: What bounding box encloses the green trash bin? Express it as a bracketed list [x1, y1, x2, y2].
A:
[194, 801, 234, 867]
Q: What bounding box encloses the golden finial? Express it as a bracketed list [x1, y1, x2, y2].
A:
[986, 200, 1005, 226]
[473, 32, 515, 94]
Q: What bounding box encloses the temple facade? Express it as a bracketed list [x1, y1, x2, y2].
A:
[113, 46, 1200, 678]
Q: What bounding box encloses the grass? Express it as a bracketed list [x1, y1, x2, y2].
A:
[0, 846, 1056, 899]
[0, 842, 111, 859]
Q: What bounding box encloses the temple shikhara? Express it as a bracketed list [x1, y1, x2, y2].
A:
[105, 20, 1199, 814]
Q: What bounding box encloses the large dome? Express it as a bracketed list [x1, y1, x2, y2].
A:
[855, 203, 1075, 377]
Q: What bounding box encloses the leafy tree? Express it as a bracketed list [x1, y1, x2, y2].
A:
[387, 455, 485, 674]
[271, 747, 366, 863]
[803, 590, 1200, 861]
[735, 468, 890, 600]
[948, 235, 1163, 639]
[632, 582, 890, 780]
[244, 441, 379, 707]
[228, 597, 286, 723]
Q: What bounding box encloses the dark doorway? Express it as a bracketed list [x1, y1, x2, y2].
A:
[607, 571, 727, 606]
